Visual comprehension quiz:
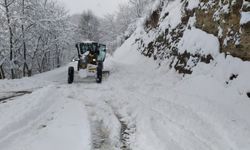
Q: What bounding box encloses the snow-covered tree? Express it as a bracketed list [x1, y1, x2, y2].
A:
[0, 0, 76, 79]
[97, 3, 138, 53]
[78, 10, 100, 42]
[129, 0, 147, 18]
[0, 0, 16, 79]
[0, 0, 153, 79]
[98, 14, 119, 52]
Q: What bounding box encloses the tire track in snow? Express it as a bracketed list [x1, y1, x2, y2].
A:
[90, 120, 111, 150]
[114, 112, 131, 150]
[106, 82, 235, 150]
[0, 91, 32, 103]
[104, 101, 136, 150]
[84, 97, 135, 150]
[84, 101, 120, 150]
[0, 86, 61, 147]
[106, 63, 218, 149]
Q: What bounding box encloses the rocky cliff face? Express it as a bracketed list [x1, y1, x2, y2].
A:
[196, 0, 250, 60]
[130, 0, 250, 74]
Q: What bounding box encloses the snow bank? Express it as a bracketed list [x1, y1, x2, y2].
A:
[178, 27, 220, 56]
[187, 0, 200, 10]
[113, 38, 250, 149]
[114, 35, 148, 65]
[160, 0, 183, 30]
[110, 0, 250, 149]
[240, 12, 250, 25]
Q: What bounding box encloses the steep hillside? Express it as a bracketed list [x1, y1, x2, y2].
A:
[126, 0, 250, 74]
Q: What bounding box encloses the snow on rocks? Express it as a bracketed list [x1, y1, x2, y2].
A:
[160, 0, 183, 30]
[186, 0, 200, 10]
[213, 3, 230, 21]
[178, 27, 220, 56]
[240, 12, 250, 25]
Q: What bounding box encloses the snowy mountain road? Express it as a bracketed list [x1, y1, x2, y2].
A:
[0, 56, 250, 150]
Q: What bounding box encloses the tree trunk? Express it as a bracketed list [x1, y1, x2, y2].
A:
[21, 0, 29, 77]
[55, 43, 60, 68]
[4, 0, 15, 79]
[0, 65, 5, 79]
[57, 54, 60, 68]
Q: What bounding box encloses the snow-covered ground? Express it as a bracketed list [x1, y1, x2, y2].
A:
[0, 39, 250, 150]
[0, 66, 91, 150]
[1, 0, 250, 149]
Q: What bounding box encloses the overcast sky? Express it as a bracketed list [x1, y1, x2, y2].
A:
[57, 0, 128, 17]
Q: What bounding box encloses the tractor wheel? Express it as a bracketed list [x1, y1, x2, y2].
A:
[96, 62, 103, 83]
[68, 66, 74, 84]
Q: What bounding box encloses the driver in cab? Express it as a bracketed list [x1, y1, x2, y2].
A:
[87, 47, 97, 65]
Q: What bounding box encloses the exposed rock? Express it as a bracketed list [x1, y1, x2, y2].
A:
[242, 3, 250, 11]
[196, 0, 250, 61]
[135, 0, 250, 75]
[145, 9, 161, 29]
[229, 74, 238, 81]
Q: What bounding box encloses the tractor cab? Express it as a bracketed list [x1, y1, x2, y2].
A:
[75, 41, 106, 65]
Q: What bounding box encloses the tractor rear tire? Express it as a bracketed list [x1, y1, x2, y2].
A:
[96, 62, 103, 83]
[68, 66, 74, 84]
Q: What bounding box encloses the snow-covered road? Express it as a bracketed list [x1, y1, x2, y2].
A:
[0, 51, 250, 150]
